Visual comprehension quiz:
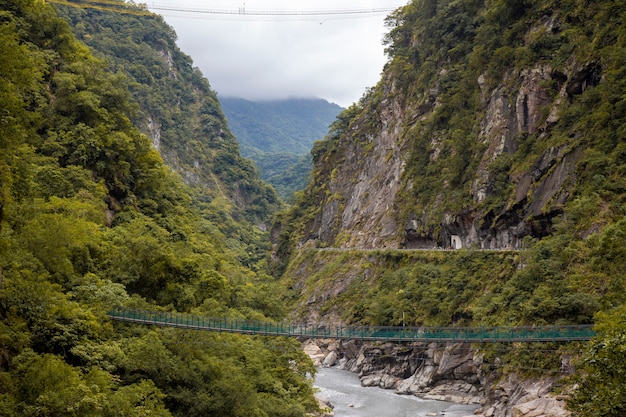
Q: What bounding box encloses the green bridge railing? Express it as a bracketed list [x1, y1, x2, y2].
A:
[107, 308, 596, 343]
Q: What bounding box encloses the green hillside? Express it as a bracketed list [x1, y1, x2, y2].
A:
[221, 97, 342, 156]
[0, 1, 317, 415]
[55, 2, 281, 228]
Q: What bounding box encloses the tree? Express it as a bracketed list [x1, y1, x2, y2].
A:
[568, 305, 626, 417]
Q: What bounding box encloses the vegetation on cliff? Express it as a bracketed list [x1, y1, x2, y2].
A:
[0, 1, 317, 415]
[275, 0, 626, 325]
[568, 305, 626, 417]
[54, 0, 281, 228]
[273, 0, 626, 413]
[276, 0, 626, 249]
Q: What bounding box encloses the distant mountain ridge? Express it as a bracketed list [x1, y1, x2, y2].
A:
[221, 97, 343, 156]
[221, 97, 343, 200]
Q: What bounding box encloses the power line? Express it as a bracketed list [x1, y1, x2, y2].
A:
[148, 3, 400, 17]
[47, 0, 405, 20]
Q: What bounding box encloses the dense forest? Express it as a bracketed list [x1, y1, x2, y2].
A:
[54, 0, 281, 229]
[1, 0, 625, 415]
[0, 1, 318, 415]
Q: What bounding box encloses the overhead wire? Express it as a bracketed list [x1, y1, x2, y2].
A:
[148, 4, 399, 16]
[47, 0, 406, 20]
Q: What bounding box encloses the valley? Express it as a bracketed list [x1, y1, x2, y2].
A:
[0, 0, 624, 416]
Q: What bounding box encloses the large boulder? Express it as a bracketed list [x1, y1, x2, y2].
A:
[511, 397, 570, 417]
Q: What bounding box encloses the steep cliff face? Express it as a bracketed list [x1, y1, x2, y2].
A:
[307, 75, 413, 249]
[278, 0, 620, 252]
[310, 59, 593, 251]
[273, 2, 625, 414]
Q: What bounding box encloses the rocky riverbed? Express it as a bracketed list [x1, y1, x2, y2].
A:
[303, 339, 573, 417]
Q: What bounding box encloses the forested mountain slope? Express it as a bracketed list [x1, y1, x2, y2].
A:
[54, 1, 280, 228]
[272, 0, 626, 414]
[278, 0, 626, 252]
[249, 151, 312, 202]
[0, 1, 317, 415]
[220, 97, 343, 201]
[221, 97, 342, 156]
[275, 0, 626, 319]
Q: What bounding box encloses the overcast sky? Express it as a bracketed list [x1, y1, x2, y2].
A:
[147, 1, 408, 107]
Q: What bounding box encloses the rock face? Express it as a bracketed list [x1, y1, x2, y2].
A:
[481, 374, 573, 417]
[280, 5, 609, 416]
[303, 339, 571, 417]
[303, 76, 421, 250]
[297, 58, 597, 251]
[282, 4, 603, 253]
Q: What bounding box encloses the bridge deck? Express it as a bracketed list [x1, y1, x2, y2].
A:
[107, 308, 595, 343]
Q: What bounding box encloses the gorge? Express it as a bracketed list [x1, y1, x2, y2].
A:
[0, 0, 624, 416]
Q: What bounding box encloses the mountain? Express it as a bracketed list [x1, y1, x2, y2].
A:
[272, 0, 626, 414]
[220, 97, 343, 200]
[221, 97, 343, 155]
[55, 3, 281, 228]
[275, 0, 626, 308]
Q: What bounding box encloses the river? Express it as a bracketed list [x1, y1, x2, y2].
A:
[314, 367, 479, 417]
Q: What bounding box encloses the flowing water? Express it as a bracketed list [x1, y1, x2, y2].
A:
[314, 367, 479, 417]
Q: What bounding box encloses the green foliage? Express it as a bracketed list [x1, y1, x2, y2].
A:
[0, 1, 318, 416]
[568, 306, 626, 417]
[5, 349, 173, 417]
[54, 0, 281, 226]
[283, 240, 623, 329]
[343, 251, 520, 326]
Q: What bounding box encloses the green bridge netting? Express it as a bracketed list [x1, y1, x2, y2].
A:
[108, 308, 595, 343]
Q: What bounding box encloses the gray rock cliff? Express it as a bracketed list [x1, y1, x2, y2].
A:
[298, 56, 598, 251]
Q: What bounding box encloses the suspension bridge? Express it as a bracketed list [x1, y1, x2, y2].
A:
[108, 308, 595, 343]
